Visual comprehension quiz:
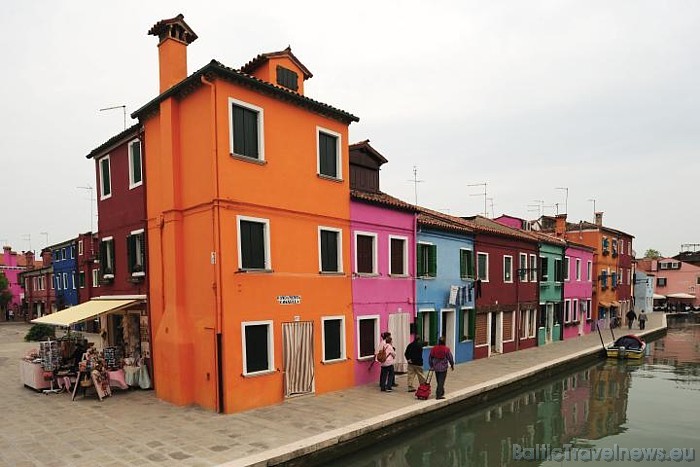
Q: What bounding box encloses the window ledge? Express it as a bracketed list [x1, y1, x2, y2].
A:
[242, 369, 276, 378]
[319, 271, 344, 276]
[131, 271, 146, 277]
[322, 358, 348, 365]
[389, 274, 409, 278]
[237, 268, 273, 274]
[356, 272, 379, 278]
[317, 173, 343, 183]
[358, 356, 375, 362]
[231, 153, 266, 165]
[417, 276, 436, 280]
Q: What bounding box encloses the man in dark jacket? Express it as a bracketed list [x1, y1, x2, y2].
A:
[404, 337, 426, 392]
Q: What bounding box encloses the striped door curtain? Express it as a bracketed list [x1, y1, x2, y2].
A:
[388, 312, 411, 373]
[283, 321, 315, 397]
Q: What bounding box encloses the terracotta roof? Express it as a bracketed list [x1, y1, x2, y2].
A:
[85, 124, 141, 159]
[132, 60, 358, 124]
[562, 220, 634, 238]
[349, 140, 388, 165]
[461, 215, 538, 243]
[240, 46, 312, 80]
[351, 190, 416, 213]
[415, 207, 474, 235]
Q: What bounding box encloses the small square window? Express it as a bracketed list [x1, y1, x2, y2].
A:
[357, 316, 378, 359]
[322, 316, 345, 362]
[238, 216, 270, 270]
[242, 321, 273, 375]
[389, 237, 407, 276]
[319, 228, 342, 273]
[276, 66, 299, 91]
[317, 128, 341, 179]
[417, 243, 437, 278]
[229, 98, 264, 160]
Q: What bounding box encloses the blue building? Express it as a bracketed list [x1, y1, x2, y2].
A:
[51, 239, 78, 310]
[415, 209, 476, 365]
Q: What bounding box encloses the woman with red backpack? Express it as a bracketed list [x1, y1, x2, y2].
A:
[429, 336, 454, 399]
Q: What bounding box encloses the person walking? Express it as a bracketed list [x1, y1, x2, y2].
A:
[379, 336, 396, 392]
[638, 310, 648, 330]
[404, 336, 426, 392]
[626, 309, 637, 330]
[429, 336, 454, 400]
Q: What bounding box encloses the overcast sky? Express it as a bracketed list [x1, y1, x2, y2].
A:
[1, 1, 698, 258]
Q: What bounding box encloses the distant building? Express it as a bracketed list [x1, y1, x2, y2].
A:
[636, 257, 700, 309]
[18, 250, 54, 320]
[0, 245, 38, 319]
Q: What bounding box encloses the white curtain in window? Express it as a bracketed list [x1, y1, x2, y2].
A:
[388, 312, 410, 373]
[282, 321, 314, 397]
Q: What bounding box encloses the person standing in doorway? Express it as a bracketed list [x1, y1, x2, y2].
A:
[379, 336, 396, 392]
[638, 310, 648, 330]
[404, 336, 426, 392]
[626, 309, 637, 330]
[429, 336, 454, 400]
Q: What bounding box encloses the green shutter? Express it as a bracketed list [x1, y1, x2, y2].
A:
[460, 250, 466, 279]
[428, 245, 437, 277]
[468, 309, 476, 340]
[429, 312, 438, 345]
[417, 244, 425, 277]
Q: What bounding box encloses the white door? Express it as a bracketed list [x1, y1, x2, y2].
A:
[441, 309, 456, 351]
[546, 303, 554, 343]
[282, 321, 314, 397]
[495, 311, 503, 353]
[388, 312, 410, 373]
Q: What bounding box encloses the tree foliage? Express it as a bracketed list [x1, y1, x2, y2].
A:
[644, 248, 661, 259]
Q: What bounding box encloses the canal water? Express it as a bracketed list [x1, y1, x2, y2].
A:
[335, 319, 699, 466]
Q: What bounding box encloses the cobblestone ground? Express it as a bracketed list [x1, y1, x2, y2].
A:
[0, 314, 665, 466]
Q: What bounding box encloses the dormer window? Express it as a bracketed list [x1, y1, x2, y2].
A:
[276, 66, 298, 91]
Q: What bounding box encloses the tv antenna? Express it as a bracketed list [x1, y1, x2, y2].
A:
[408, 166, 424, 205]
[77, 185, 96, 233]
[587, 198, 596, 221]
[556, 187, 569, 214]
[468, 182, 488, 217]
[40, 232, 49, 248]
[99, 105, 127, 130]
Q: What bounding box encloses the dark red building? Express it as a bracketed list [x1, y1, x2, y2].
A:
[18, 250, 55, 320]
[465, 216, 539, 359]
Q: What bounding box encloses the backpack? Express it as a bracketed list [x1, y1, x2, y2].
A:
[376, 345, 388, 363]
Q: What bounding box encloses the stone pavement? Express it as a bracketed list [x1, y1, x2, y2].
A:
[0, 314, 666, 467]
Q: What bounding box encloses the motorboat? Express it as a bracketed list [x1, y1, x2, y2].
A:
[606, 335, 646, 360]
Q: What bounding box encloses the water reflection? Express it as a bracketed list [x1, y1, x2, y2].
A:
[335, 322, 700, 467]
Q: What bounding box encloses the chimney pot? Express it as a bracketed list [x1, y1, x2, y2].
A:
[595, 211, 603, 227]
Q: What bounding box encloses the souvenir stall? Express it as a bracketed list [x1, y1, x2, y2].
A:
[29, 298, 152, 399]
[20, 333, 90, 393]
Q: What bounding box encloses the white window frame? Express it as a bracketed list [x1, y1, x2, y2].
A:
[460, 307, 471, 342]
[237, 215, 272, 271]
[62, 272, 68, 290]
[586, 299, 592, 320]
[419, 309, 435, 346]
[529, 254, 537, 282]
[128, 138, 143, 189]
[92, 269, 100, 288]
[50, 274, 54, 290]
[529, 309, 537, 337]
[519, 253, 528, 282]
[318, 226, 343, 273]
[228, 97, 265, 161]
[129, 228, 146, 277]
[388, 235, 408, 277]
[477, 252, 489, 282]
[316, 126, 342, 180]
[241, 320, 274, 376]
[357, 315, 380, 360]
[78, 240, 84, 256]
[102, 236, 115, 278]
[33, 277, 38, 290]
[564, 256, 570, 281]
[72, 272, 76, 290]
[321, 315, 346, 363]
[503, 255, 513, 283]
[564, 299, 571, 323]
[354, 231, 378, 275]
[573, 299, 579, 322]
[587, 261, 592, 282]
[575, 258, 581, 281]
[99, 155, 112, 200]
[520, 309, 528, 339]
[620, 239, 624, 255]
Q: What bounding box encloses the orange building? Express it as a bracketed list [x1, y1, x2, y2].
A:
[550, 213, 632, 325]
[132, 15, 359, 412]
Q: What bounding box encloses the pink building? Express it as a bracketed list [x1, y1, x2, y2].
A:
[349, 141, 416, 385]
[562, 243, 595, 339]
[1, 246, 36, 319]
[637, 257, 700, 308]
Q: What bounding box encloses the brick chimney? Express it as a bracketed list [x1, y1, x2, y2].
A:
[595, 211, 603, 227]
[148, 14, 198, 93]
[554, 214, 567, 237]
[24, 251, 35, 270]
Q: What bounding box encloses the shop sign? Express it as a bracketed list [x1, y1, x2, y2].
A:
[277, 295, 301, 305]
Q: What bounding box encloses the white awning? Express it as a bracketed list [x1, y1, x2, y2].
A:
[31, 299, 140, 327]
[666, 293, 696, 299]
[652, 293, 666, 300]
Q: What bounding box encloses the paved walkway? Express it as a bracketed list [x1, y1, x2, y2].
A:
[0, 314, 665, 466]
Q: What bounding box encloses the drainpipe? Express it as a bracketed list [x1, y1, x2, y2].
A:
[201, 75, 224, 413]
